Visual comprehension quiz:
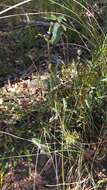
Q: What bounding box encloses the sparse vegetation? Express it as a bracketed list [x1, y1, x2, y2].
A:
[0, 1, 107, 190]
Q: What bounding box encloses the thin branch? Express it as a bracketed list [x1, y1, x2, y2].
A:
[0, 130, 32, 142]
[0, 0, 32, 15]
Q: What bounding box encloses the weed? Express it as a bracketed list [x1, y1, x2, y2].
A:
[0, 0, 107, 190]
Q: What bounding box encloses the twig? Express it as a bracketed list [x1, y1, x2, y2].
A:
[0, 0, 32, 15]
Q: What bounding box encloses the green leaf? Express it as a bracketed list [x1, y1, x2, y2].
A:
[101, 77, 107, 82]
[44, 15, 66, 23]
[85, 99, 90, 109]
[44, 15, 57, 21]
[50, 22, 64, 45]
[57, 16, 67, 23]
[63, 98, 67, 111]
[32, 138, 49, 154]
[96, 179, 106, 188]
[32, 138, 41, 148]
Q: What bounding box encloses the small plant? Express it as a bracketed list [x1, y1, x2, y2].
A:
[0, 0, 107, 189]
